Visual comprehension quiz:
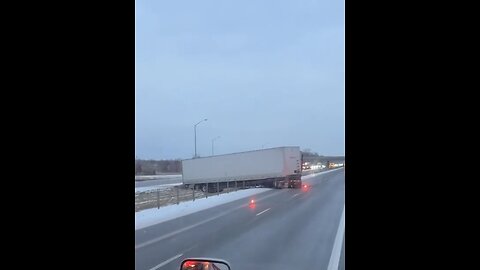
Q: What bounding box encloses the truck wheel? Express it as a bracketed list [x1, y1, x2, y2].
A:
[201, 185, 207, 192]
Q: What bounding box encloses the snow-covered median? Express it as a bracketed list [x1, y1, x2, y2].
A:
[302, 167, 344, 180]
[135, 188, 270, 230]
[134, 167, 344, 230]
[135, 183, 182, 193]
[135, 174, 182, 181]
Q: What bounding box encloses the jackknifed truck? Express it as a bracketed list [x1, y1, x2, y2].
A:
[182, 146, 303, 192]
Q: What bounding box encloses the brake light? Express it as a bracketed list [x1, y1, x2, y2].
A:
[249, 198, 256, 209]
[184, 261, 197, 268]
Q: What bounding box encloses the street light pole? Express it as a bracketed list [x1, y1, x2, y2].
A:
[194, 118, 208, 158]
[211, 136, 221, 156]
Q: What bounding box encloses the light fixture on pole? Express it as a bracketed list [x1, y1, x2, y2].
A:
[194, 118, 208, 158]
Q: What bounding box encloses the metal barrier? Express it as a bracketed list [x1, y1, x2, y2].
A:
[135, 182, 249, 212]
[135, 167, 335, 212]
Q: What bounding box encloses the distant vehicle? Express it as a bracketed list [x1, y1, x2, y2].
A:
[302, 162, 311, 170]
[327, 162, 344, 168]
[182, 146, 303, 192]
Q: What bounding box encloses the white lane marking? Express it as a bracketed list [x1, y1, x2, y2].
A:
[135, 210, 232, 250]
[256, 208, 271, 216]
[149, 253, 183, 270]
[327, 205, 345, 270]
[135, 190, 289, 249]
[291, 193, 300, 198]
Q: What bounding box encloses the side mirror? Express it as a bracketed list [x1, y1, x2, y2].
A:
[181, 258, 231, 270]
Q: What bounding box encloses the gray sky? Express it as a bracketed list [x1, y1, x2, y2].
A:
[135, 0, 344, 160]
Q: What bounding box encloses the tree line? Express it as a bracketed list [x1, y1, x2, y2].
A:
[135, 159, 182, 175]
[135, 150, 344, 175]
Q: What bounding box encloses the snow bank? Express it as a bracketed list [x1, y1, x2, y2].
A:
[135, 174, 182, 181]
[135, 183, 182, 193]
[302, 167, 343, 180]
[134, 167, 344, 230]
[135, 188, 270, 230]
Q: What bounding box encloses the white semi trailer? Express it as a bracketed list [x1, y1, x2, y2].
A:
[182, 146, 303, 192]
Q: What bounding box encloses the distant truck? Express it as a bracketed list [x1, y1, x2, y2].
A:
[182, 146, 303, 192]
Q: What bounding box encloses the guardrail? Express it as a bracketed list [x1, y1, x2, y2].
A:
[135, 182, 244, 212]
[134, 167, 339, 212]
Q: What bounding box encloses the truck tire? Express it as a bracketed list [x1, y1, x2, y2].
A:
[201, 185, 207, 192]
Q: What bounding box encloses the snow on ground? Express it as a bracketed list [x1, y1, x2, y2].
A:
[135, 174, 182, 181]
[134, 168, 341, 193]
[134, 167, 344, 230]
[135, 183, 182, 193]
[302, 167, 343, 180]
[135, 188, 270, 230]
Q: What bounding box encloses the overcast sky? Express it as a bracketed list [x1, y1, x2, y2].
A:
[135, 0, 344, 160]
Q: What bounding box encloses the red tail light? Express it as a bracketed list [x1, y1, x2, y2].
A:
[184, 261, 197, 268]
[249, 199, 256, 209]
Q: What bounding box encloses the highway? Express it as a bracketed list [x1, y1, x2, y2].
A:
[135, 168, 345, 270]
[135, 169, 326, 190]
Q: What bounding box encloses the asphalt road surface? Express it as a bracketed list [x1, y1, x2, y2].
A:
[135, 168, 345, 270]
